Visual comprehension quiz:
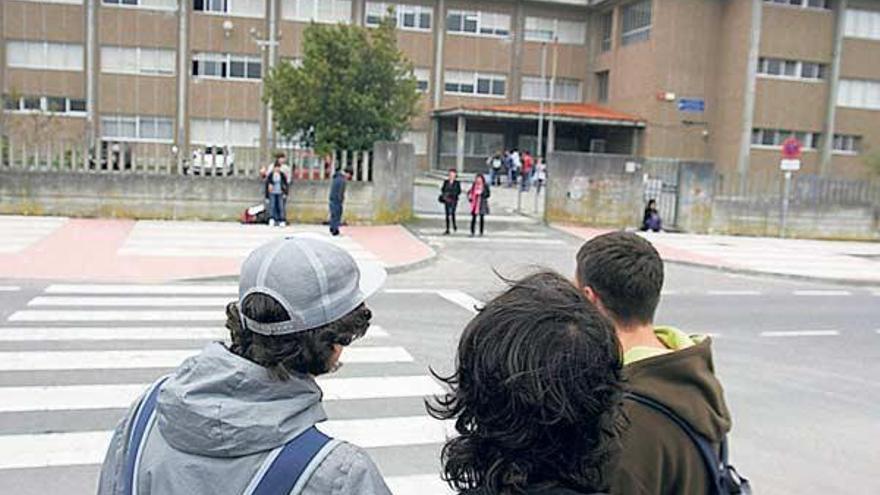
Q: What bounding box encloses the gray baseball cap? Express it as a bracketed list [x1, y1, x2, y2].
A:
[238, 235, 387, 336]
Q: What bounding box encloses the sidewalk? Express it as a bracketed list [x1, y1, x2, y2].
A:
[555, 225, 880, 286]
[0, 215, 435, 283]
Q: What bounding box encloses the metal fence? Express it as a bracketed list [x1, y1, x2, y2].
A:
[0, 137, 373, 182]
[714, 170, 880, 208]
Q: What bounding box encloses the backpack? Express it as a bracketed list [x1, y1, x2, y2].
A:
[122, 378, 337, 495]
[624, 392, 751, 495]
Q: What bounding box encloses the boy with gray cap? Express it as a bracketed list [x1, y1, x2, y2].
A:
[98, 236, 391, 495]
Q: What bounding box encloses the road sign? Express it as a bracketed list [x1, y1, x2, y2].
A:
[677, 98, 705, 113]
[780, 159, 801, 171]
[781, 137, 802, 159]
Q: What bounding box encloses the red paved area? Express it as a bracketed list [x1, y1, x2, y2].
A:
[346, 225, 436, 270]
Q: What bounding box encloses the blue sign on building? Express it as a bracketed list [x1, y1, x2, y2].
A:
[678, 98, 705, 113]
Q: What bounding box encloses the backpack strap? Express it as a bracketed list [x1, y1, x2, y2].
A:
[244, 426, 338, 495]
[624, 392, 725, 494]
[122, 377, 170, 495]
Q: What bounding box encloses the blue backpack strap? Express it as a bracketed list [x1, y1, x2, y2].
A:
[246, 426, 335, 495]
[624, 392, 725, 494]
[122, 377, 169, 495]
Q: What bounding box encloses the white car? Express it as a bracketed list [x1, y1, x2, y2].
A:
[187, 146, 235, 176]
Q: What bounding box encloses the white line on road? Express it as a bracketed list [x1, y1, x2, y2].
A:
[759, 330, 840, 338]
[436, 290, 483, 314]
[0, 286, 21, 292]
[415, 213, 536, 224]
[0, 346, 412, 371]
[422, 236, 565, 245]
[8, 310, 222, 322]
[28, 296, 235, 307]
[706, 290, 763, 296]
[792, 290, 852, 297]
[0, 376, 443, 413]
[45, 284, 238, 295]
[385, 475, 454, 495]
[0, 416, 453, 470]
[0, 325, 387, 342]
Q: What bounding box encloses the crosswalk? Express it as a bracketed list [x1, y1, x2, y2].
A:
[415, 227, 567, 247]
[0, 216, 67, 254]
[0, 283, 455, 494]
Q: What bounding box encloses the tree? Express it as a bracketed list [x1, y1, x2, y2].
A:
[264, 16, 420, 154]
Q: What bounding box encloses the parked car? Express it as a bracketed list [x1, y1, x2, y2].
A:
[89, 141, 132, 170]
[186, 146, 235, 176]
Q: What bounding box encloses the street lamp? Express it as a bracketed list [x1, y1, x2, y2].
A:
[250, 9, 280, 165]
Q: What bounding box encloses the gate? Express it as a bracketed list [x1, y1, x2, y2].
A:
[642, 158, 680, 228]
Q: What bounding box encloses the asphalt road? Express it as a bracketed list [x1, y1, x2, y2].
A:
[1, 212, 878, 494]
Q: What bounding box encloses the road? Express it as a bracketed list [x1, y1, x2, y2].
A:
[1, 213, 879, 494]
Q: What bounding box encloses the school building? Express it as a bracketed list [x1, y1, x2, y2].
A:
[2, 0, 879, 180]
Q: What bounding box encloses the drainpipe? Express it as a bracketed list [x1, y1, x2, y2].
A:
[176, 0, 188, 174]
[820, 0, 846, 177]
[736, 0, 762, 194]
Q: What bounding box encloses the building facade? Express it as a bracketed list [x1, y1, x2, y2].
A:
[2, 0, 878, 179]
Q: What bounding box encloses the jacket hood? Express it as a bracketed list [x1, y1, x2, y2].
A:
[624, 330, 732, 442]
[155, 342, 327, 457]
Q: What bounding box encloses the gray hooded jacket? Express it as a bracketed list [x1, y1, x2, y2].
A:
[97, 343, 391, 495]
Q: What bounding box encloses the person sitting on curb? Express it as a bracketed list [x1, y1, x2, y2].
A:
[98, 236, 391, 495]
[429, 271, 624, 495]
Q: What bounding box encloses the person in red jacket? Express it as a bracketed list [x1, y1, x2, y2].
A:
[521, 151, 534, 192]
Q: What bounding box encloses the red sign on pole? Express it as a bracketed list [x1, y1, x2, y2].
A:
[782, 137, 802, 159]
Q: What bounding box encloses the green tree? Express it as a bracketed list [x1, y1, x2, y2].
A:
[264, 16, 420, 154]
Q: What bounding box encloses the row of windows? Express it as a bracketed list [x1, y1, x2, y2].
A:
[191, 118, 260, 146]
[520, 77, 582, 103]
[838, 79, 880, 111]
[102, 46, 176, 76]
[281, 0, 352, 24]
[191, 53, 262, 80]
[845, 9, 880, 41]
[621, 0, 652, 46]
[447, 10, 510, 38]
[763, 0, 829, 9]
[440, 130, 504, 157]
[832, 134, 862, 153]
[757, 58, 825, 81]
[444, 71, 506, 97]
[101, 115, 175, 141]
[103, 0, 177, 10]
[751, 129, 822, 149]
[6, 41, 83, 71]
[524, 17, 586, 45]
[4, 94, 87, 115]
[365, 3, 432, 31]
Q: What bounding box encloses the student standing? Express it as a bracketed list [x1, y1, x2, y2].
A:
[440, 169, 462, 235]
[467, 174, 490, 237]
[329, 166, 347, 236]
[265, 155, 289, 227]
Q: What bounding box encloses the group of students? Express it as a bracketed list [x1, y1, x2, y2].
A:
[97, 231, 748, 495]
[440, 169, 491, 237]
[487, 149, 547, 193]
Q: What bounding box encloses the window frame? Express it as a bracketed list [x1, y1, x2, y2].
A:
[763, 0, 831, 11]
[620, 0, 652, 46]
[192, 52, 262, 81]
[100, 114, 175, 143]
[757, 57, 826, 82]
[444, 70, 506, 98]
[102, 0, 178, 12]
[524, 16, 587, 45]
[446, 9, 510, 38]
[750, 128, 822, 150]
[3, 95, 88, 116]
[101, 46, 176, 77]
[521, 76, 582, 103]
[364, 3, 433, 32]
[600, 11, 613, 52]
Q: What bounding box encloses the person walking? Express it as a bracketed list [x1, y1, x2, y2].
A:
[509, 149, 522, 188]
[440, 168, 462, 235]
[487, 150, 503, 186]
[329, 166, 347, 236]
[98, 236, 392, 495]
[534, 158, 547, 196]
[521, 150, 534, 192]
[467, 174, 490, 237]
[428, 271, 623, 495]
[575, 232, 748, 495]
[503, 150, 515, 188]
[265, 154, 289, 227]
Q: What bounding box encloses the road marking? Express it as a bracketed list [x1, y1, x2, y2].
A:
[422, 236, 565, 245]
[8, 310, 222, 322]
[706, 290, 762, 296]
[0, 416, 453, 470]
[793, 290, 852, 297]
[0, 286, 21, 292]
[759, 330, 840, 338]
[415, 213, 536, 224]
[417, 229, 548, 239]
[660, 290, 680, 296]
[28, 296, 235, 307]
[0, 346, 412, 371]
[436, 290, 483, 314]
[0, 325, 387, 342]
[0, 376, 443, 413]
[45, 284, 239, 295]
[385, 475, 454, 495]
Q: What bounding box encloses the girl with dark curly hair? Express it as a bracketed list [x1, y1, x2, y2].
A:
[428, 271, 624, 495]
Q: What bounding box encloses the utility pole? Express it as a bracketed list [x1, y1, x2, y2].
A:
[253, 0, 280, 164]
[537, 42, 547, 162]
[547, 37, 559, 156]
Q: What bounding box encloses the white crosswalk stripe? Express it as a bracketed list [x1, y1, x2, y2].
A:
[0, 216, 67, 253]
[0, 286, 21, 292]
[0, 283, 449, 494]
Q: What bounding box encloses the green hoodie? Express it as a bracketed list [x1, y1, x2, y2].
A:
[609, 327, 732, 495]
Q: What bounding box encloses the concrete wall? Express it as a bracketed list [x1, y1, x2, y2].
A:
[372, 141, 416, 223]
[711, 199, 879, 240]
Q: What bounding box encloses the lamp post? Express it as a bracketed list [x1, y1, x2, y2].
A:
[250, 1, 280, 165]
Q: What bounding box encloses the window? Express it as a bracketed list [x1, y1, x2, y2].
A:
[832, 134, 862, 154]
[447, 10, 510, 37]
[596, 71, 609, 102]
[751, 128, 821, 149]
[521, 77, 582, 103]
[413, 68, 430, 92]
[600, 12, 613, 52]
[365, 3, 432, 31]
[192, 53, 261, 80]
[441, 130, 504, 157]
[838, 79, 880, 110]
[845, 9, 880, 40]
[101, 115, 174, 142]
[444, 71, 506, 97]
[191, 118, 260, 147]
[524, 17, 587, 44]
[101, 46, 176, 76]
[757, 57, 825, 81]
[621, 0, 651, 46]
[282, 0, 351, 24]
[764, 0, 829, 9]
[17, 0, 82, 4]
[193, 0, 261, 15]
[6, 41, 83, 71]
[104, 0, 177, 10]
[3, 94, 87, 115]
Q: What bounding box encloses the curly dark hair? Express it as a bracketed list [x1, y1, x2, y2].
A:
[225, 293, 372, 379]
[427, 272, 624, 494]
